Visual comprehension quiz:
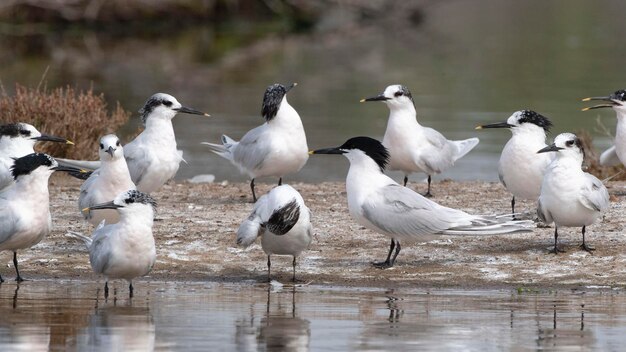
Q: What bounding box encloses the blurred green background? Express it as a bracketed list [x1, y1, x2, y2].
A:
[0, 0, 624, 183]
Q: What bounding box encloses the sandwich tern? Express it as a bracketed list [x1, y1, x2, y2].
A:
[0, 153, 83, 282]
[67, 190, 157, 298]
[236, 184, 312, 281]
[361, 85, 479, 197]
[203, 83, 308, 202]
[79, 134, 136, 226]
[0, 122, 73, 190]
[582, 89, 626, 167]
[537, 133, 609, 253]
[311, 136, 532, 268]
[476, 110, 554, 215]
[59, 93, 210, 193]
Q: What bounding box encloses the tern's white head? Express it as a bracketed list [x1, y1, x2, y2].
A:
[582, 89, 626, 117]
[537, 133, 584, 164]
[261, 83, 297, 122]
[139, 93, 210, 125]
[0, 122, 73, 149]
[361, 84, 415, 111]
[477, 110, 552, 136]
[98, 134, 124, 161]
[85, 189, 157, 219]
[312, 136, 390, 173]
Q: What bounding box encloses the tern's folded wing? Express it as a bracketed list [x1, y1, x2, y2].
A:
[124, 143, 149, 186]
[0, 204, 17, 245]
[233, 125, 269, 172]
[579, 174, 610, 213]
[361, 184, 472, 237]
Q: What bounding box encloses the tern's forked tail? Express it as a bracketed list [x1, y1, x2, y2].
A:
[452, 137, 480, 162]
[201, 135, 237, 161]
[65, 231, 93, 248]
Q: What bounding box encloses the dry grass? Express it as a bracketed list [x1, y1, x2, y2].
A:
[0, 83, 130, 159]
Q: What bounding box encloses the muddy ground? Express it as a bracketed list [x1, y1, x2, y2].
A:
[3, 175, 626, 290]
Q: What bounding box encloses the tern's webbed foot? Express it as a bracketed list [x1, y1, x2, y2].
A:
[549, 246, 566, 254]
[372, 260, 394, 269]
[579, 243, 596, 253]
[423, 192, 433, 198]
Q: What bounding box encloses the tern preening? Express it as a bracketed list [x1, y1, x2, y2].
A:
[0, 153, 83, 282]
[203, 83, 308, 202]
[59, 93, 210, 193]
[311, 136, 532, 268]
[582, 89, 626, 167]
[0, 123, 73, 190]
[476, 110, 554, 215]
[78, 134, 136, 226]
[236, 184, 312, 281]
[537, 133, 609, 253]
[67, 190, 157, 298]
[361, 85, 479, 197]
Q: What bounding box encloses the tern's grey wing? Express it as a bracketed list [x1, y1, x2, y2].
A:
[600, 145, 621, 167]
[0, 159, 13, 190]
[233, 124, 269, 172]
[78, 170, 101, 219]
[361, 184, 472, 237]
[420, 127, 457, 173]
[89, 230, 111, 275]
[579, 174, 610, 212]
[0, 203, 17, 245]
[124, 142, 149, 186]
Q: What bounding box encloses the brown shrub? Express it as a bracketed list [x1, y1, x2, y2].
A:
[0, 83, 131, 159]
[577, 129, 625, 181]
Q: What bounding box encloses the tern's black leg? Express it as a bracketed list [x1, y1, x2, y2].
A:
[579, 226, 595, 252]
[13, 252, 24, 282]
[278, 177, 283, 186]
[373, 239, 396, 269]
[292, 256, 297, 282]
[424, 176, 433, 198]
[0, 273, 4, 283]
[549, 227, 566, 254]
[511, 196, 517, 220]
[250, 178, 257, 202]
[390, 241, 402, 266]
[267, 255, 271, 282]
[403, 176, 408, 187]
[104, 281, 109, 299]
[129, 281, 134, 298]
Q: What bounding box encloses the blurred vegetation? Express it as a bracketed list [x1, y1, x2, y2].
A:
[577, 129, 625, 181]
[0, 81, 130, 159]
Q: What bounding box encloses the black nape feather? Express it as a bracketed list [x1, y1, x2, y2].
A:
[395, 85, 414, 101]
[139, 94, 172, 124]
[340, 136, 390, 172]
[266, 199, 300, 236]
[518, 110, 553, 132]
[261, 84, 288, 121]
[610, 89, 626, 101]
[11, 153, 54, 180]
[123, 190, 157, 212]
[0, 123, 31, 138]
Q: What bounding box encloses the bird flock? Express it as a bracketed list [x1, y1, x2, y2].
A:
[0, 83, 621, 297]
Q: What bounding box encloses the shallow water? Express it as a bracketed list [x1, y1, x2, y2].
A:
[1, 0, 626, 183]
[1, 281, 625, 351]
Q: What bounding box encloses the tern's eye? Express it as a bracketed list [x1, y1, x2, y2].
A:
[116, 140, 121, 146]
[99, 143, 104, 149]
[394, 91, 403, 97]
[163, 101, 173, 107]
[565, 140, 574, 147]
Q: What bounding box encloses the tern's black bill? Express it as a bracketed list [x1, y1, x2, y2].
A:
[52, 165, 87, 174]
[361, 94, 390, 102]
[32, 134, 74, 145]
[87, 200, 123, 211]
[285, 83, 297, 92]
[310, 147, 346, 155]
[581, 96, 617, 111]
[537, 144, 564, 154]
[174, 106, 211, 117]
[475, 122, 514, 130]
[106, 146, 115, 157]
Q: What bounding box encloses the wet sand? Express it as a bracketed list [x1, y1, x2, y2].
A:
[3, 175, 626, 289]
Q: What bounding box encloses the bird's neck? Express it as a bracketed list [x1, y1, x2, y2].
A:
[0, 138, 34, 157]
[345, 156, 391, 193]
[142, 117, 177, 144]
[118, 209, 154, 229]
[551, 153, 583, 171]
[510, 125, 547, 142]
[101, 157, 133, 183]
[615, 111, 626, 141]
[269, 100, 303, 128]
[387, 103, 420, 127]
[8, 174, 51, 208]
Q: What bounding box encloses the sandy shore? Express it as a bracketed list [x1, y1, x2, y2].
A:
[2, 175, 626, 289]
